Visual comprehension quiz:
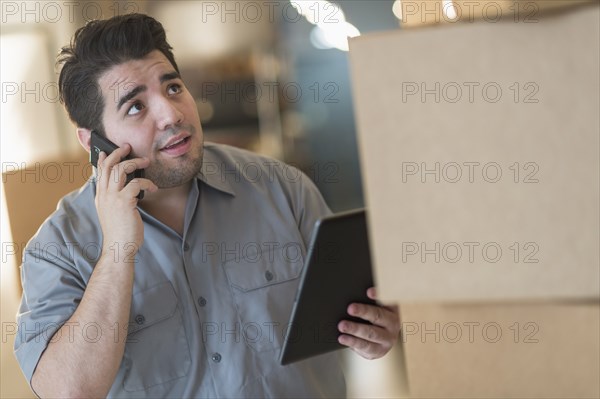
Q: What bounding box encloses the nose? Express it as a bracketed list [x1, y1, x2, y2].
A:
[155, 98, 184, 131]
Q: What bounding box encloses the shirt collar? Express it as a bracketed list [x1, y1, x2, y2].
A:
[196, 147, 236, 196]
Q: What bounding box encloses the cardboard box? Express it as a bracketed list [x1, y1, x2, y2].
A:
[349, 3, 599, 303]
[349, 3, 600, 397]
[401, 302, 600, 398]
[2, 150, 90, 291]
[396, 0, 595, 28]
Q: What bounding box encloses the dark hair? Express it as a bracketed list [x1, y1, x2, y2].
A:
[57, 13, 179, 134]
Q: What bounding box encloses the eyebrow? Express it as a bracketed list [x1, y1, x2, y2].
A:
[160, 71, 181, 83]
[116, 71, 181, 112]
[117, 85, 146, 111]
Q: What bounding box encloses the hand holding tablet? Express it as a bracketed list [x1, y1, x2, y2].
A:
[279, 209, 399, 365]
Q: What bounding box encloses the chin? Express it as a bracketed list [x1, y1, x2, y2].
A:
[146, 153, 204, 189]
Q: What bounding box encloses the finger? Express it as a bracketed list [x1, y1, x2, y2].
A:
[348, 303, 399, 331]
[96, 144, 131, 189]
[121, 178, 158, 198]
[107, 158, 150, 192]
[99, 143, 132, 171]
[96, 151, 110, 189]
[367, 287, 399, 314]
[337, 334, 385, 360]
[338, 320, 390, 345]
[367, 286, 377, 300]
[105, 143, 132, 164]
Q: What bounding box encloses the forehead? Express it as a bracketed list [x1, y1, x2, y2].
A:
[98, 50, 175, 100]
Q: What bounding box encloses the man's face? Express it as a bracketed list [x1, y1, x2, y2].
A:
[98, 50, 203, 189]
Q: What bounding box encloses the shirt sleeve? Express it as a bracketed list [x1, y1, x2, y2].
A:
[293, 169, 333, 248]
[14, 219, 86, 386]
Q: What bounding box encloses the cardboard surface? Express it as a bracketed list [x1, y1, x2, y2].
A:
[400, 302, 600, 398]
[349, 5, 600, 302]
[2, 151, 90, 291]
[397, 0, 596, 28]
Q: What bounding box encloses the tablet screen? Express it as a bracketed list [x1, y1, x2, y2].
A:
[279, 208, 376, 365]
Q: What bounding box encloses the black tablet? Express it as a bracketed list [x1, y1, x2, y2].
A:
[279, 208, 376, 365]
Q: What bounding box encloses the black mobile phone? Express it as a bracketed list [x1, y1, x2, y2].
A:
[90, 130, 145, 200]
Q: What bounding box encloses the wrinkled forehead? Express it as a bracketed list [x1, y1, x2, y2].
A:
[97, 50, 176, 105]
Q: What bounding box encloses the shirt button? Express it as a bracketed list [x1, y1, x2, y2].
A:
[134, 314, 145, 325]
[197, 296, 207, 307]
[211, 353, 222, 363]
[265, 270, 274, 281]
[183, 242, 190, 251]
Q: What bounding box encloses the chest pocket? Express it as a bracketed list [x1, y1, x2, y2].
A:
[223, 244, 304, 352]
[122, 281, 191, 392]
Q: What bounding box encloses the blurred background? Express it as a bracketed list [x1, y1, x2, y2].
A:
[3, 1, 599, 398]
[1, 1, 408, 397]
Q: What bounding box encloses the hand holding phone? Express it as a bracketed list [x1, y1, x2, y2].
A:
[90, 130, 145, 199]
[90, 131, 156, 262]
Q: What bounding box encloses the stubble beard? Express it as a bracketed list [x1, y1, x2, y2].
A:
[145, 130, 204, 189]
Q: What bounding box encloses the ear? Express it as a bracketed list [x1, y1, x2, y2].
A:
[77, 128, 92, 152]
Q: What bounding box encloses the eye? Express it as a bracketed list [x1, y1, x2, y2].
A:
[167, 83, 182, 95]
[127, 101, 144, 116]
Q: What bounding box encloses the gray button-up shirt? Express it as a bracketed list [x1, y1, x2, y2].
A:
[15, 143, 346, 398]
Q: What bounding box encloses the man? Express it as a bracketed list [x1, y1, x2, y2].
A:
[15, 13, 399, 398]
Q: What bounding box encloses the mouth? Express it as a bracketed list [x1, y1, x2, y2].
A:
[159, 134, 192, 156]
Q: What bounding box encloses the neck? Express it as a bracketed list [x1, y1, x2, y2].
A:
[138, 179, 193, 236]
[141, 179, 193, 206]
